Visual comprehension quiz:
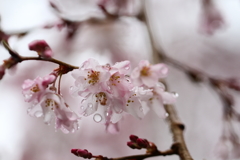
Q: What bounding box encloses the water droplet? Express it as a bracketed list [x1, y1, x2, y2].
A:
[165, 113, 169, 117]
[25, 94, 32, 99]
[93, 114, 102, 123]
[172, 92, 179, 98]
[80, 106, 84, 110]
[88, 103, 93, 108]
[62, 128, 68, 133]
[106, 112, 109, 116]
[27, 108, 31, 114]
[125, 66, 130, 70]
[83, 112, 88, 116]
[34, 111, 43, 118]
[139, 106, 143, 112]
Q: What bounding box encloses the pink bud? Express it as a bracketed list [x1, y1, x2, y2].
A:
[136, 138, 149, 148]
[127, 142, 141, 149]
[28, 40, 53, 58]
[129, 135, 138, 142]
[71, 149, 92, 159]
[71, 149, 79, 157]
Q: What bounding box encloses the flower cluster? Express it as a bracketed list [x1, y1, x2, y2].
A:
[22, 74, 79, 133]
[71, 58, 176, 132]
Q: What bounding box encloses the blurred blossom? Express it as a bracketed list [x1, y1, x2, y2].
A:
[199, 0, 226, 35]
[131, 60, 168, 88]
[22, 75, 56, 103]
[214, 137, 229, 160]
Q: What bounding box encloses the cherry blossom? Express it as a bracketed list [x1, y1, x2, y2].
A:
[147, 83, 176, 118]
[71, 58, 176, 131]
[124, 86, 153, 119]
[22, 74, 56, 103]
[131, 60, 168, 87]
[71, 58, 111, 95]
[28, 92, 79, 133]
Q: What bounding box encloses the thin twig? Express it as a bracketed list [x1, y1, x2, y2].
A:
[20, 57, 79, 70]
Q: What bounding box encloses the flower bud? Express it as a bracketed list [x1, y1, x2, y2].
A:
[127, 142, 141, 149]
[71, 149, 92, 159]
[136, 138, 149, 148]
[129, 135, 138, 142]
[28, 40, 53, 58]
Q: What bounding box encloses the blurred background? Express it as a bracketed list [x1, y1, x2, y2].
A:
[1, 0, 240, 160]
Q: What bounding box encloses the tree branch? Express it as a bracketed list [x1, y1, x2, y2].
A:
[140, 1, 194, 160]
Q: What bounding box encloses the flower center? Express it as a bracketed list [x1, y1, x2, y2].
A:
[109, 74, 120, 86]
[95, 92, 107, 105]
[30, 84, 40, 93]
[126, 93, 136, 106]
[140, 66, 150, 76]
[45, 98, 59, 110]
[87, 70, 100, 85]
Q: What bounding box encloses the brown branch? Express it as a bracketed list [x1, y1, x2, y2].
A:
[164, 104, 193, 160]
[1, 40, 79, 79]
[20, 56, 79, 70]
[139, 1, 194, 160]
[110, 149, 175, 160]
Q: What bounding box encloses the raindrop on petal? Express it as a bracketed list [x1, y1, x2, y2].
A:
[88, 103, 93, 108]
[93, 114, 102, 123]
[165, 113, 169, 118]
[27, 108, 31, 114]
[172, 92, 179, 98]
[34, 111, 43, 118]
[83, 112, 88, 116]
